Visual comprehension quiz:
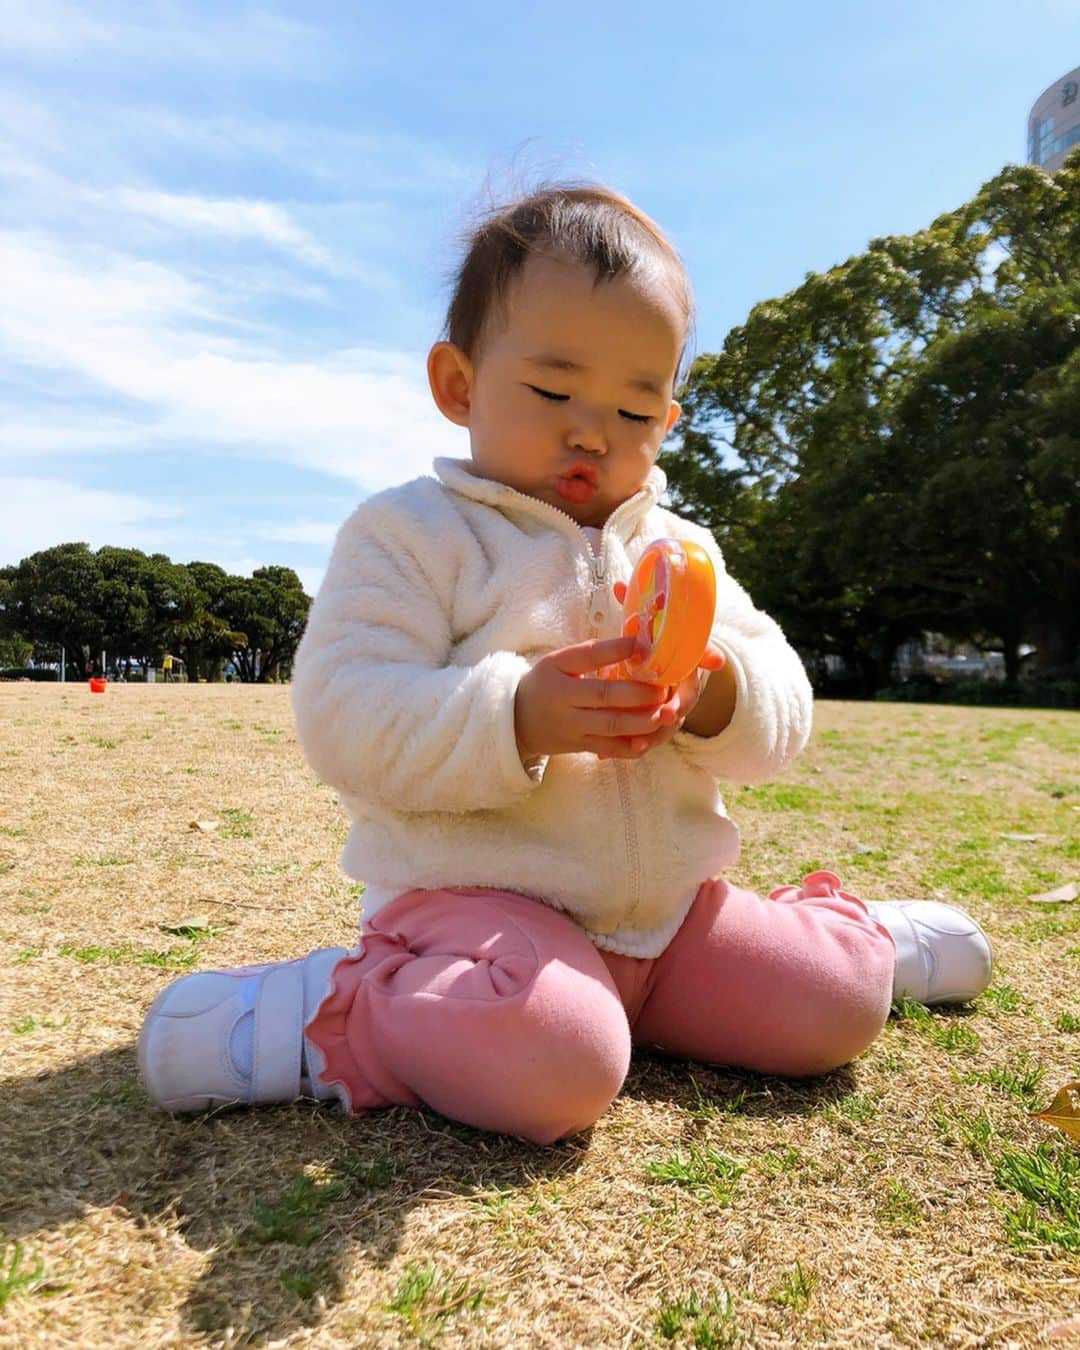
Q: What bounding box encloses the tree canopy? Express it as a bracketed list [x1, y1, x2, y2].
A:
[663, 153, 1080, 692]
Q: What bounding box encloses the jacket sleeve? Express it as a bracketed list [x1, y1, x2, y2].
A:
[658, 514, 813, 784]
[290, 492, 541, 814]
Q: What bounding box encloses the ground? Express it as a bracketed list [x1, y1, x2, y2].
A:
[0, 683, 1078, 1348]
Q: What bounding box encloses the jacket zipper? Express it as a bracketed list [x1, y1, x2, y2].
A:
[453, 472, 645, 929]
[579, 534, 642, 930]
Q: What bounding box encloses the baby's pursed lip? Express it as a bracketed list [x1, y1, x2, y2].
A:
[558, 460, 598, 487]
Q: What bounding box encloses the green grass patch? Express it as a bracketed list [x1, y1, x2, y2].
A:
[741, 783, 822, 811]
[1055, 1011, 1080, 1032]
[0, 1241, 66, 1310]
[994, 1141, 1080, 1255]
[73, 853, 135, 868]
[645, 1145, 746, 1202]
[219, 807, 253, 838]
[980, 983, 1025, 1013]
[10, 1014, 69, 1035]
[247, 1151, 396, 1247]
[768, 1260, 817, 1311]
[385, 1262, 487, 1341]
[755, 1146, 805, 1176]
[876, 1179, 926, 1229]
[918, 856, 1009, 902]
[822, 1092, 878, 1122]
[931, 1106, 996, 1158]
[1010, 910, 1080, 943]
[684, 1078, 748, 1120]
[655, 1287, 740, 1345]
[57, 941, 198, 970]
[88, 1080, 149, 1108]
[892, 998, 980, 1054]
[959, 1058, 1045, 1105]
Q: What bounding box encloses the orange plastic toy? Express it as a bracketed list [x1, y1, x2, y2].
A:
[611, 538, 716, 686]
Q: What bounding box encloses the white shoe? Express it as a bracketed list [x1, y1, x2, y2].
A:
[138, 947, 348, 1112]
[862, 900, 993, 1006]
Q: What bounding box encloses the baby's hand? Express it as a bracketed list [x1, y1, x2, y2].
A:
[514, 636, 679, 763]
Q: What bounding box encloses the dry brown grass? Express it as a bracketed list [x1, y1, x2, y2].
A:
[1, 683, 1079, 1348]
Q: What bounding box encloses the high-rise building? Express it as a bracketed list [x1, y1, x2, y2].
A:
[1028, 65, 1080, 172]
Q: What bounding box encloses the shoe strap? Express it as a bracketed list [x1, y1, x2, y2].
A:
[251, 963, 303, 1104]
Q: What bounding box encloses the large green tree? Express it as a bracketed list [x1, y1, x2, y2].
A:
[164, 562, 247, 682]
[0, 544, 105, 675]
[665, 152, 1080, 691]
[219, 566, 310, 683]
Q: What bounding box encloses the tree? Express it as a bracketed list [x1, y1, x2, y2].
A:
[166, 562, 247, 682]
[219, 567, 310, 682]
[668, 151, 1080, 691]
[1, 544, 105, 676]
[0, 632, 33, 670]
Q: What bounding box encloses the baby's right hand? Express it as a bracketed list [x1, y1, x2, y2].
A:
[514, 636, 680, 763]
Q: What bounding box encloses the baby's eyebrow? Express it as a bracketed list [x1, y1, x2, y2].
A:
[524, 354, 664, 398]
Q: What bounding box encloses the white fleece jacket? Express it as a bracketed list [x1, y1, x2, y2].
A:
[291, 457, 813, 957]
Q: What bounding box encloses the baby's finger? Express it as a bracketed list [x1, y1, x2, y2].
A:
[589, 734, 655, 760]
[551, 635, 638, 676]
[699, 644, 726, 671]
[571, 674, 668, 711]
[579, 702, 675, 741]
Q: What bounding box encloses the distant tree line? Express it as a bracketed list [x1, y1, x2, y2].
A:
[662, 155, 1079, 698]
[0, 543, 310, 683]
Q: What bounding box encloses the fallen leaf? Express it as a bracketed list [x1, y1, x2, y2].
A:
[1029, 882, 1079, 905]
[188, 819, 220, 832]
[1031, 1082, 1080, 1143]
[999, 832, 1042, 842]
[160, 916, 211, 935]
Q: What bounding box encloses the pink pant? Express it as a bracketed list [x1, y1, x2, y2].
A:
[305, 871, 894, 1145]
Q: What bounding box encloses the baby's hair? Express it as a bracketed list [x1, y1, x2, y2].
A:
[442, 180, 696, 389]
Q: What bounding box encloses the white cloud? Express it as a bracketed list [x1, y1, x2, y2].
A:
[0, 0, 341, 79]
[0, 231, 465, 491]
[111, 189, 339, 272]
[0, 476, 183, 563]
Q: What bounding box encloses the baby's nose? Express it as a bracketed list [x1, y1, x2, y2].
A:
[567, 418, 607, 455]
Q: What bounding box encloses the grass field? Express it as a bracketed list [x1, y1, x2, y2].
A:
[1, 683, 1078, 1348]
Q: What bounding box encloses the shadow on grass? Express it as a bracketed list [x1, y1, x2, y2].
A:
[0, 1044, 583, 1340]
[0, 1043, 864, 1342]
[622, 1049, 865, 1120]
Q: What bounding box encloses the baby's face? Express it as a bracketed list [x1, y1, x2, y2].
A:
[436, 251, 684, 527]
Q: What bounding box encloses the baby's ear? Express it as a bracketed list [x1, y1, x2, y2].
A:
[664, 400, 681, 434]
[427, 342, 474, 426]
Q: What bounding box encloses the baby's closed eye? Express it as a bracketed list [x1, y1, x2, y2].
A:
[526, 384, 653, 424]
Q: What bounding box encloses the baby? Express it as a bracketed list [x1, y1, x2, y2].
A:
[139, 183, 992, 1143]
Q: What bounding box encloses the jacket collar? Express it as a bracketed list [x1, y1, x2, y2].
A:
[432, 457, 667, 540]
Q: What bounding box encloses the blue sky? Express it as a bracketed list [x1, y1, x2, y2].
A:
[2, 1, 1078, 597]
